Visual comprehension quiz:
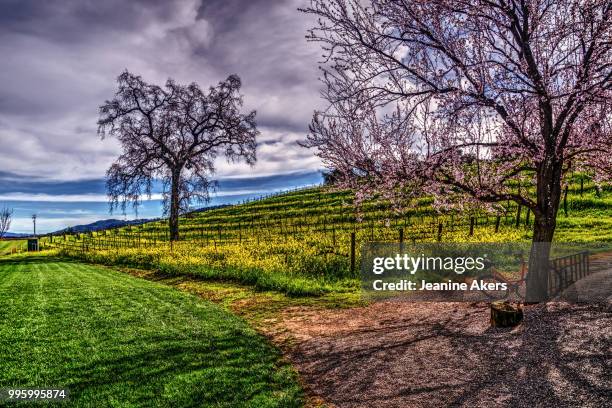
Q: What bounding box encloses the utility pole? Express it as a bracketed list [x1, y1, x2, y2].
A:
[32, 214, 37, 237]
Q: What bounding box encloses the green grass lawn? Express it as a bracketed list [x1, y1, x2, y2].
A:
[0, 256, 302, 407]
[0, 240, 25, 256]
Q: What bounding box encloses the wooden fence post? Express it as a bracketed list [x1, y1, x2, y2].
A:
[495, 216, 501, 233]
[437, 223, 443, 241]
[563, 185, 569, 216]
[469, 217, 474, 236]
[350, 232, 356, 275]
[525, 208, 531, 227]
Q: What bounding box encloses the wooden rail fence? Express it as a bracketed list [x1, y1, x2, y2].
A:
[549, 251, 590, 294]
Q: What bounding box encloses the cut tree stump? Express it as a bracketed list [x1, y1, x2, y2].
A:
[490, 301, 523, 328]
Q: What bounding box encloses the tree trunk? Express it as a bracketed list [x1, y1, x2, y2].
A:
[169, 168, 181, 242]
[525, 158, 562, 303]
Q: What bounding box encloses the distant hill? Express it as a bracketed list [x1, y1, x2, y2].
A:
[2, 232, 30, 238]
[189, 204, 231, 214]
[54, 219, 156, 235]
[4, 204, 235, 238]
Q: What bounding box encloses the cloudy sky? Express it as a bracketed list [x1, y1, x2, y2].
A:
[0, 0, 326, 233]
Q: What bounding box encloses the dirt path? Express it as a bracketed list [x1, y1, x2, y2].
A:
[559, 269, 612, 303]
[277, 301, 611, 408]
[121, 267, 611, 408]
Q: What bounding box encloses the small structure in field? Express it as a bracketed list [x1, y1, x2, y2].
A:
[27, 238, 39, 252]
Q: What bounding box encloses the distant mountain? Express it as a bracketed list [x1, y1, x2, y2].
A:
[18, 205, 234, 237]
[2, 232, 30, 238]
[53, 218, 156, 234]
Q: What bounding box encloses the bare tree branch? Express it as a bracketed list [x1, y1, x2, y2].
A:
[98, 71, 259, 240]
[0, 206, 13, 240]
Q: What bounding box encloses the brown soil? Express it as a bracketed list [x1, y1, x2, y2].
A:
[120, 267, 611, 408]
[273, 301, 611, 408]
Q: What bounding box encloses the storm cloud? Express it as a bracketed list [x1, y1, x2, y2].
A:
[0, 0, 324, 181]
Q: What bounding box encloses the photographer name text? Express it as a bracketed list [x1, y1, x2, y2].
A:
[371, 279, 507, 291]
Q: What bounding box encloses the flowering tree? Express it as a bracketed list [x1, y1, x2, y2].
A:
[301, 0, 611, 301]
[98, 71, 258, 241]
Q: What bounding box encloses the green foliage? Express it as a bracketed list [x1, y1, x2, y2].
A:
[43, 177, 612, 296]
[0, 240, 25, 256]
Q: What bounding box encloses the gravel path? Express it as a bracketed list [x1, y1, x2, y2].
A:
[276, 300, 611, 407]
[559, 269, 612, 303]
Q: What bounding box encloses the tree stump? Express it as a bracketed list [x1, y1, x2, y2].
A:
[490, 301, 523, 328]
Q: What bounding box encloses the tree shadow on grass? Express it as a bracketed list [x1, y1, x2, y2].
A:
[12, 331, 300, 408]
[0, 255, 79, 267]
